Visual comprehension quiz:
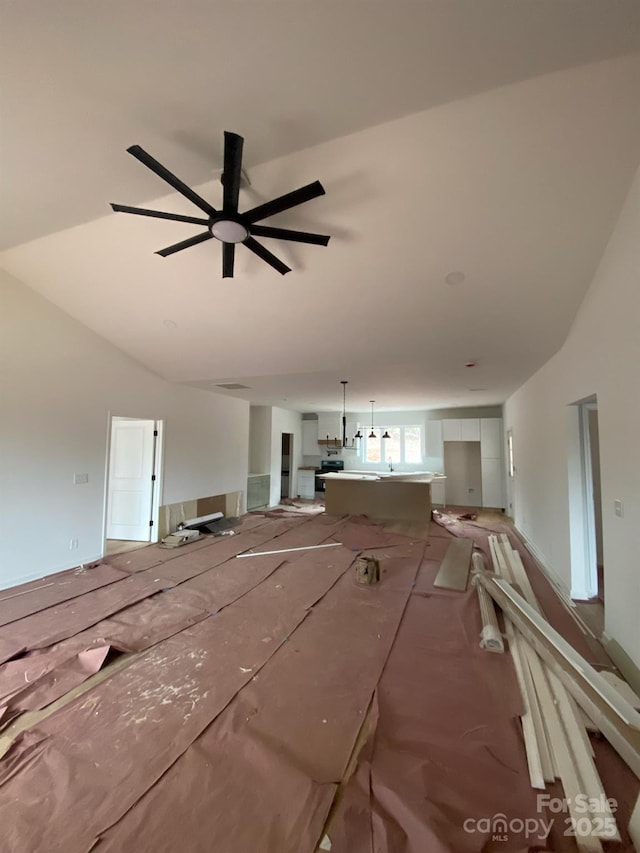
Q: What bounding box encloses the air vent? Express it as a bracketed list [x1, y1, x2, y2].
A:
[216, 383, 251, 390]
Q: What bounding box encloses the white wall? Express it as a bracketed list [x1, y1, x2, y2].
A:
[249, 406, 272, 474]
[269, 407, 303, 506]
[505, 166, 640, 667]
[0, 271, 249, 588]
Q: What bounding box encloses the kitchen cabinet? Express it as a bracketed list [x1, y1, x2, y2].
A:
[297, 468, 316, 500]
[481, 458, 503, 508]
[442, 418, 480, 441]
[480, 418, 504, 508]
[442, 419, 461, 442]
[426, 420, 443, 458]
[461, 418, 481, 441]
[430, 479, 446, 506]
[480, 418, 502, 459]
[247, 474, 270, 510]
[302, 420, 320, 455]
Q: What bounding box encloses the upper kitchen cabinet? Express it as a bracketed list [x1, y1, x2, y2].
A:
[442, 418, 480, 442]
[302, 420, 320, 456]
[425, 420, 443, 458]
[480, 418, 503, 459]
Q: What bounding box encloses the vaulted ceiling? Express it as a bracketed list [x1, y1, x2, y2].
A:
[2, 1, 640, 413]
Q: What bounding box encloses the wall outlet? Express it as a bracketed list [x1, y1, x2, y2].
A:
[614, 499, 624, 518]
[73, 473, 89, 485]
[69, 538, 79, 550]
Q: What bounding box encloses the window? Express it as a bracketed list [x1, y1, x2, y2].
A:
[363, 426, 422, 465]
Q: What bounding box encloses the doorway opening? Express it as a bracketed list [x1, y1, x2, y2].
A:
[280, 433, 292, 500]
[506, 428, 516, 519]
[567, 397, 603, 624]
[104, 416, 163, 556]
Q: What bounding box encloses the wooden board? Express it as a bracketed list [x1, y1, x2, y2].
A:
[433, 538, 473, 591]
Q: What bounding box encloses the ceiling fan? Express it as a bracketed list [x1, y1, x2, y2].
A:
[110, 131, 330, 277]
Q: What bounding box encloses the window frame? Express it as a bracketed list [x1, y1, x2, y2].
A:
[361, 425, 423, 466]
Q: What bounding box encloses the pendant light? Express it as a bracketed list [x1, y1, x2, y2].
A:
[368, 401, 376, 439]
[368, 399, 391, 439]
[340, 380, 362, 447]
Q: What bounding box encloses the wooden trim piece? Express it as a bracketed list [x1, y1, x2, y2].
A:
[547, 668, 619, 841]
[492, 577, 640, 729]
[514, 631, 556, 782]
[236, 542, 343, 558]
[475, 572, 640, 779]
[506, 619, 546, 789]
[629, 793, 640, 851]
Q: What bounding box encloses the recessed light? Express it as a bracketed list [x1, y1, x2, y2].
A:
[469, 388, 487, 392]
[445, 271, 466, 286]
[163, 319, 177, 329]
[464, 361, 477, 368]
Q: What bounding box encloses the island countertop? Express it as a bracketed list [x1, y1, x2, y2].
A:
[319, 471, 446, 483]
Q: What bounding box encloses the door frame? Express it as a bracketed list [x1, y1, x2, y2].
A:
[506, 427, 516, 519]
[102, 413, 164, 551]
[567, 398, 598, 600]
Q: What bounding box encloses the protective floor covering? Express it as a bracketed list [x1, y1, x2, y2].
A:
[0, 511, 637, 852]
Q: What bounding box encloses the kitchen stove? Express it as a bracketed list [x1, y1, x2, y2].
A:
[315, 459, 344, 492]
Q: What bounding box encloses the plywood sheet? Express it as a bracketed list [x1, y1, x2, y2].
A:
[433, 538, 473, 591]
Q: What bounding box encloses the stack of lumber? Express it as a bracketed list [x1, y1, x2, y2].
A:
[475, 533, 640, 852]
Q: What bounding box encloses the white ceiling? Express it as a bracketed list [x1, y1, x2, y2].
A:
[2, 1, 640, 413]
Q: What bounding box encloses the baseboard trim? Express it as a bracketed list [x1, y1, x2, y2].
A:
[513, 524, 573, 605]
[601, 634, 640, 698]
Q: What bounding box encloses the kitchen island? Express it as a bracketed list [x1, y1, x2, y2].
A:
[320, 471, 445, 522]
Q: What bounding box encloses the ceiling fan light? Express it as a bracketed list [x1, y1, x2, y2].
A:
[210, 220, 248, 243]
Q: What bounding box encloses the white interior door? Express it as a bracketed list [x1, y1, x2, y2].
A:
[106, 418, 156, 540]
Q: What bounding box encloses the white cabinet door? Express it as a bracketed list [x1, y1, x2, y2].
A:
[480, 418, 502, 459]
[302, 420, 319, 455]
[297, 470, 316, 499]
[460, 418, 481, 441]
[430, 480, 445, 506]
[481, 458, 504, 508]
[442, 419, 461, 441]
[426, 420, 443, 458]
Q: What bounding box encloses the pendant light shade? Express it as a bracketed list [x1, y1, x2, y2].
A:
[382, 429, 391, 439]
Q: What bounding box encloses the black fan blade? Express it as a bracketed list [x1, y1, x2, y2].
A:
[110, 203, 209, 226]
[243, 237, 291, 275]
[250, 224, 330, 246]
[156, 231, 213, 257]
[222, 132, 243, 213]
[222, 242, 235, 278]
[127, 145, 218, 218]
[244, 181, 325, 224]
